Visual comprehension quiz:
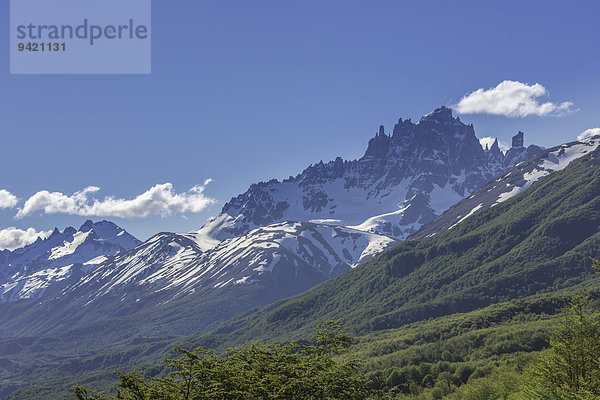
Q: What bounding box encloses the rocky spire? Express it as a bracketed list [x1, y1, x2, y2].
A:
[489, 138, 502, 157]
[364, 125, 391, 158]
[512, 131, 524, 148]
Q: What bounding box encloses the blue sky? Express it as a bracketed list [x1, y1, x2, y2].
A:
[1, 0, 599, 247]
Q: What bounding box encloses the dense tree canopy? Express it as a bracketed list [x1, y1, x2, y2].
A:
[73, 321, 381, 400]
[522, 259, 600, 400]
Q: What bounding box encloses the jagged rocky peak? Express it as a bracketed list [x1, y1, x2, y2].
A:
[505, 131, 544, 166]
[391, 106, 467, 137]
[78, 219, 127, 239]
[512, 131, 525, 148]
[364, 125, 391, 158]
[63, 226, 77, 236]
[197, 106, 545, 245]
[79, 219, 95, 232]
[49, 227, 61, 238]
[392, 118, 415, 137]
[364, 106, 479, 161]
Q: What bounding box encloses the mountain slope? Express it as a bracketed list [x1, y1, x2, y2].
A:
[0, 221, 140, 303]
[199, 144, 600, 346]
[411, 135, 600, 240]
[4, 286, 596, 400]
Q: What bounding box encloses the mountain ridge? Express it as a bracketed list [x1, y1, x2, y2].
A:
[1, 112, 598, 400]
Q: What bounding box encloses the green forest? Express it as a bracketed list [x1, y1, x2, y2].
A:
[73, 263, 600, 399]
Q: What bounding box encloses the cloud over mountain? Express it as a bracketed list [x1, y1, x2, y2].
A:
[16, 180, 216, 219]
[454, 80, 574, 117]
[0, 227, 52, 251]
[578, 128, 600, 141]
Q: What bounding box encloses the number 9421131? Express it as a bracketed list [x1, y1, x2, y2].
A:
[18, 42, 66, 52]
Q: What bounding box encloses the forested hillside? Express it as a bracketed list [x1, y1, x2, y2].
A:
[200, 147, 600, 347]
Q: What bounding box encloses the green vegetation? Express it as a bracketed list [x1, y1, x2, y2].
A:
[68, 281, 600, 399]
[72, 321, 381, 400]
[344, 290, 574, 399]
[523, 295, 600, 399]
[5, 285, 600, 399]
[518, 259, 600, 400]
[350, 261, 600, 399]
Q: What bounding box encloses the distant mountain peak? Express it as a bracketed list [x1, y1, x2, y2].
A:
[419, 105, 455, 123]
[488, 138, 502, 156]
[0, 220, 141, 303]
[79, 219, 95, 232]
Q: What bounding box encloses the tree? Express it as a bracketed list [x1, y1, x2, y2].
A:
[522, 259, 600, 399]
[73, 320, 382, 400]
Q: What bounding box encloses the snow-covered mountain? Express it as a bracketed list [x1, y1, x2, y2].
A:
[0, 220, 140, 302]
[48, 222, 397, 313]
[0, 106, 549, 336]
[195, 106, 543, 245]
[411, 135, 600, 240]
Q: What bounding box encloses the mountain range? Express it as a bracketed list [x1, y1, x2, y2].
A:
[1, 108, 599, 399]
[0, 107, 546, 334]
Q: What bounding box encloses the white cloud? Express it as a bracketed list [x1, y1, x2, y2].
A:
[0, 190, 18, 209]
[0, 227, 52, 251]
[454, 80, 575, 117]
[578, 128, 600, 141]
[478, 137, 510, 152]
[16, 180, 216, 219]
